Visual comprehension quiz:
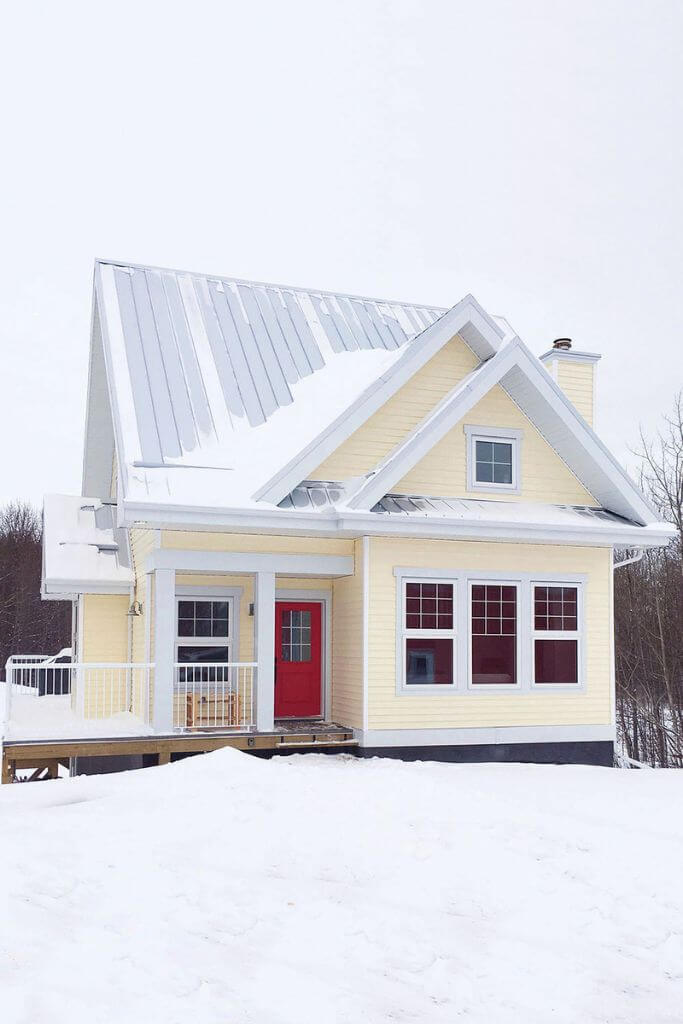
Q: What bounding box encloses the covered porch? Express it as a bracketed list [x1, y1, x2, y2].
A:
[4, 544, 357, 747]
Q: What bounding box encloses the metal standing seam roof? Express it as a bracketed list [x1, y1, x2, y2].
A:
[100, 260, 448, 468]
[278, 482, 639, 529]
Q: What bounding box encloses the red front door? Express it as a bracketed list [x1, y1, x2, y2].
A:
[274, 601, 322, 718]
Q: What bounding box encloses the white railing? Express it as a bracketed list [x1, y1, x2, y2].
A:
[173, 662, 256, 732]
[4, 657, 155, 733]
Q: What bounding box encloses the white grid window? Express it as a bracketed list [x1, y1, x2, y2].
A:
[176, 597, 234, 670]
[402, 580, 456, 686]
[533, 584, 580, 685]
[470, 583, 518, 686]
[465, 426, 521, 493]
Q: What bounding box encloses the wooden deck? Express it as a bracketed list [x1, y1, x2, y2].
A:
[1, 721, 357, 783]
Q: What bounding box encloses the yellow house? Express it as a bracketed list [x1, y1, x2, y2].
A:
[32, 259, 674, 769]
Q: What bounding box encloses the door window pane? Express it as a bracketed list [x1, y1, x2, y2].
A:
[281, 610, 312, 662]
[405, 638, 453, 684]
[471, 585, 517, 684]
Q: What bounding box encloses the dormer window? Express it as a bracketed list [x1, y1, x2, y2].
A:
[465, 425, 522, 494]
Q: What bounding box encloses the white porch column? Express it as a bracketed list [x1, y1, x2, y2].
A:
[153, 568, 175, 733]
[255, 571, 275, 732]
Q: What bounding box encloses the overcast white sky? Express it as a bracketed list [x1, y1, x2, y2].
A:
[1, 0, 681, 506]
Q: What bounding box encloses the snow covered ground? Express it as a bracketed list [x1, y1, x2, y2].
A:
[1, 750, 682, 1023]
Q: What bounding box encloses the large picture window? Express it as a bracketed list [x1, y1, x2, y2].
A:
[533, 585, 580, 684]
[470, 583, 518, 685]
[402, 580, 456, 686]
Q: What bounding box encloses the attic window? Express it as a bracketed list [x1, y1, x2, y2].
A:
[464, 425, 522, 494]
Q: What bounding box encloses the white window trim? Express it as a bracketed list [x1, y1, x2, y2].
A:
[467, 579, 523, 691]
[531, 581, 585, 690]
[393, 569, 586, 695]
[174, 587, 242, 665]
[397, 576, 458, 693]
[464, 424, 523, 495]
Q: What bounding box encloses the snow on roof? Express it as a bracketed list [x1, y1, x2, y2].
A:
[42, 495, 133, 596]
[280, 482, 633, 528]
[93, 260, 507, 509]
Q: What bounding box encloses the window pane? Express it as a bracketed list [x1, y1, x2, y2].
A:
[493, 462, 512, 484]
[476, 460, 494, 483]
[492, 442, 512, 466]
[471, 584, 516, 683]
[476, 440, 493, 461]
[533, 586, 578, 631]
[178, 600, 193, 619]
[406, 638, 453, 684]
[178, 617, 194, 637]
[472, 636, 516, 684]
[405, 581, 454, 629]
[535, 639, 578, 684]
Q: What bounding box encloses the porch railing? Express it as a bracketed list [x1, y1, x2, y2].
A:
[3, 657, 257, 736]
[173, 662, 256, 732]
[4, 657, 155, 731]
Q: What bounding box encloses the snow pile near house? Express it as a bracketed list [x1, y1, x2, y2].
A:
[1, 751, 682, 1023]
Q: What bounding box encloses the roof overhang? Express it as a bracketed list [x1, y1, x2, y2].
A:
[42, 495, 134, 600]
[120, 498, 675, 549]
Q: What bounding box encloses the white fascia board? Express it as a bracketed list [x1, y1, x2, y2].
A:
[120, 498, 676, 548]
[511, 342, 657, 525]
[346, 341, 521, 510]
[42, 578, 132, 597]
[253, 295, 505, 505]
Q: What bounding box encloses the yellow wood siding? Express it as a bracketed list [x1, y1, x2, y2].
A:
[310, 334, 479, 480]
[557, 361, 595, 425]
[81, 594, 129, 662]
[80, 594, 131, 718]
[396, 382, 597, 504]
[130, 528, 157, 664]
[367, 537, 611, 730]
[162, 531, 353, 556]
[331, 538, 364, 728]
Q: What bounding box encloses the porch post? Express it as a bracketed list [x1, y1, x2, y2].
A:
[153, 568, 175, 732]
[255, 571, 275, 732]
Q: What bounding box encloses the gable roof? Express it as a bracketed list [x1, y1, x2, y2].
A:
[88, 259, 508, 511]
[84, 258, 670, 543]
[343, 337, 657, 525]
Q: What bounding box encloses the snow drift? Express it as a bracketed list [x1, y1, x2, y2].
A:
[1, 750, 682, 1023]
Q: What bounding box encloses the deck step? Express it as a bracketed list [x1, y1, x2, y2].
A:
[276, 738, 358, 748]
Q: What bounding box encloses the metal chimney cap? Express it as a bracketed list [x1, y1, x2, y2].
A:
[552, 337, 572, 351]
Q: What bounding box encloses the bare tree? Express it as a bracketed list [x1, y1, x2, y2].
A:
[615, 393, 683, 766]
[0, 502, 71, 671]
